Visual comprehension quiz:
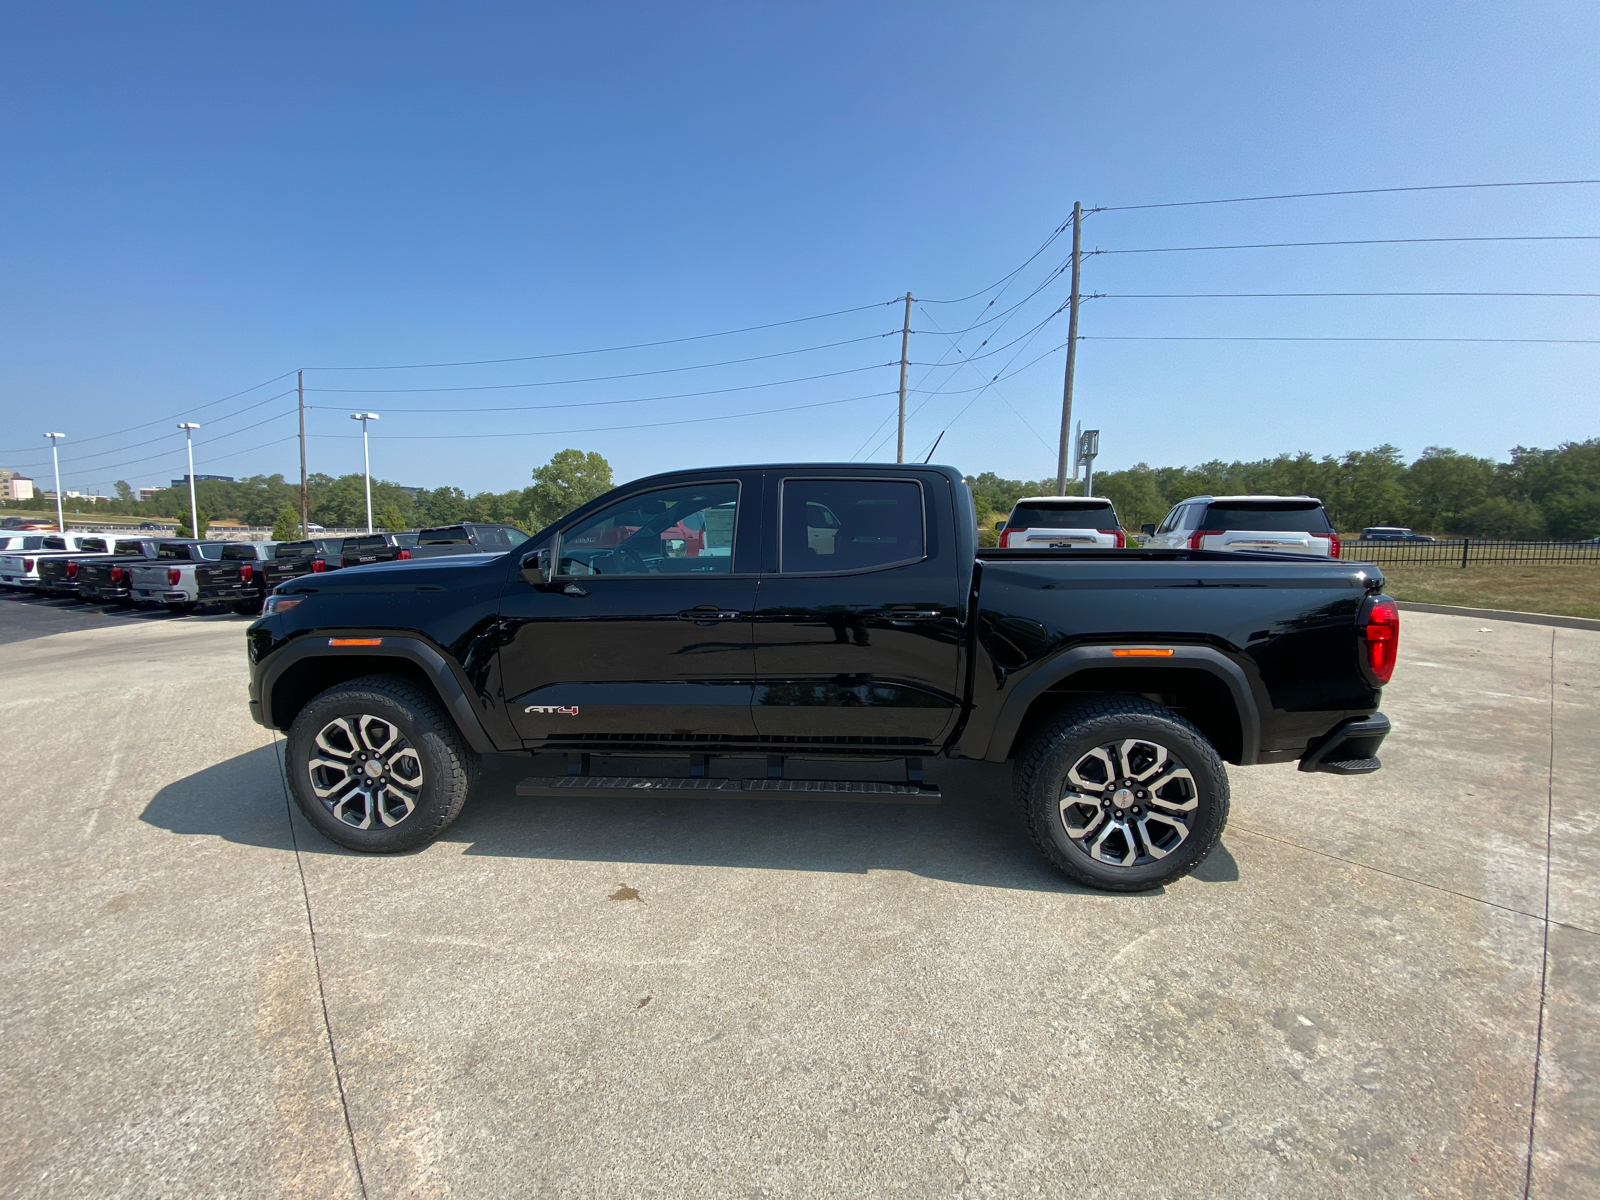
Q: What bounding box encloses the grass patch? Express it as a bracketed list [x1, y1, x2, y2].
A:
[1378, 563, 1600, 620]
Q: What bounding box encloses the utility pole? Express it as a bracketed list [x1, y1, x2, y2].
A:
[178, 423, 201, 538]
[896, 292, 912, 463]
[350, 412, 379, 533]
[1054, 201, 1083, 495]
[298, 369, 309, 538]
[43, 433, 65, 532]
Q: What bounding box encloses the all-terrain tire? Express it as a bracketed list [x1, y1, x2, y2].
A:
[1015, 695, 1229, 892]
[286, 674, 479, 853]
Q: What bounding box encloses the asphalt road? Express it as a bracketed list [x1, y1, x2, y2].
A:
[0, 604, 1595, 1198]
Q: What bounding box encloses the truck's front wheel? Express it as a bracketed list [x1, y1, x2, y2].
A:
[1015, 696, 1229, 892]
[286, 674, 478, 853]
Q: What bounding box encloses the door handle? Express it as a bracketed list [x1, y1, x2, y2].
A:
[678, 608, 742, 623]
[881, 610, 943, 621]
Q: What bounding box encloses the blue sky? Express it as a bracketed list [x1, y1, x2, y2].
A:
[2, 2, 1597, 496]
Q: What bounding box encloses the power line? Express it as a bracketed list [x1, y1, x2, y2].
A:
[1098, 235, 1600, 255]
[917, 217, 1079, 305]
[1099, 178, 1600, 213]
[1100, 291, 1600, 299]
[303, 301, 900, 371]
[25, 409, 299, 480]
[306, 366, 896, 415]
[21, 390, 300, 469]
[307, 390, 898, 440]
[1082, 335, 1600, 344]
[306, 334, 897, 393]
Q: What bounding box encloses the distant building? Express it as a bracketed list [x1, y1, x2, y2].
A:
[171, 474, 235, 488]
[138, 486, 167, 502]
[0, 469, 35, 501]
[396, 485, 424, 498]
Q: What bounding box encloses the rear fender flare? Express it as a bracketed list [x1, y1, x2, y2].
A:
[258, 633, 498, 754]
[980, 644, 1262, 765]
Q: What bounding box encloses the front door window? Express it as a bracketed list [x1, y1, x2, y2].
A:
[560, 483, 738, 576]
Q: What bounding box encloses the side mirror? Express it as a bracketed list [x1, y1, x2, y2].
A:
[994, 520, 1007, 531]
[1140, 523, 1156, 536]
[519, 537, 559, 585]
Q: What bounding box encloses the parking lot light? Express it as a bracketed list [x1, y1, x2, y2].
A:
[177, 423, 201, 539]
[43, 433, 65, 532]
[350, 413, 380, 533]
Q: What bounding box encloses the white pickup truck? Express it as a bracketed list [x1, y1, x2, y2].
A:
[128, 540, 229, 611]
[1141, 495, 1341, 557]
[0, 533, 104, 589]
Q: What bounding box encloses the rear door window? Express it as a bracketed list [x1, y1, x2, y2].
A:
[1201, 503, 1333, 533]
[1009, 502, 1118, 529]
[780, 479, 924, 573]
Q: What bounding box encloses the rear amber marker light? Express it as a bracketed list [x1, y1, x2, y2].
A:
[328, 638, 383, 647]
[1112, 648, 1174, 657]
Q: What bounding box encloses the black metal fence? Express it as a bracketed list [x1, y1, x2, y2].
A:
[1344, 538, 1600, 567]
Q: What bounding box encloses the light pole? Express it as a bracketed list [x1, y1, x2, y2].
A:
[178, 423, 201, 539]
[43, 433, 65, 532]
[350, 412, 379, 533]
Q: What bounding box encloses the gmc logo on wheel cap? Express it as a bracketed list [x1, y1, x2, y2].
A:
[523, 705, 579, 715]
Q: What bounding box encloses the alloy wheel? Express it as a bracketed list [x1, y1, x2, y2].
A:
[307, 714, 426, 829]
[1058, 737, 1199, 867]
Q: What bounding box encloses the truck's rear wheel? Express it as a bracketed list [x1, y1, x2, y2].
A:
[285, 674, 478, 853]
[1015, 696, 1229, 892]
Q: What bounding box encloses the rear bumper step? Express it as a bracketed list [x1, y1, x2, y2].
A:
[1299, 713, 1390, 775]
[516, 775, 941, 804]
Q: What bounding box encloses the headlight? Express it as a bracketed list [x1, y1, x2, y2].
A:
[263, 594, 303, 615]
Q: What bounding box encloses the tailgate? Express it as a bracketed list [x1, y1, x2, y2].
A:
[1207, 531, 1328, 555]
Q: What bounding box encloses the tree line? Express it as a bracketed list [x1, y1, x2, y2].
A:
[967, 439, 1600, 540]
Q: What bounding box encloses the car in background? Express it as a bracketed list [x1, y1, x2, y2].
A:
[1142, 495, 1341, 558]
[196, 541, 280, 615]
[127, 541, 229, 612]
[994, 496, 1127, 549]
[339, 531, 420, 569]
[36, 537, 163, 599]
[0, 534, 104, 589]
[409, 523, 529, 558]
[1360, 526, 1436, 542]
[77, 539, 170, 605]
[2, 517, 56, 531]
[260, 537, 347, 593]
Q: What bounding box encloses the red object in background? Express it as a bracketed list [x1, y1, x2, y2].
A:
[311, 559, 327, 572]
[66, 561, 78, 577]
[1329, 532, 1342, 558]
[397, 549, 411, 560]
[1187, 529, 1222, 550]
[1363, 597, 1400, 683]
[110, 567, 123, 583]
[167, 568, 181, 586]
[23, 558, 34, 571]
[1098, 529, 1127, 548]
[240, 564, 253, 583]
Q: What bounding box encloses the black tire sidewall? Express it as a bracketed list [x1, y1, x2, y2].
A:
[286, 680, 470, 853]
[1024, 707, 1228, 890]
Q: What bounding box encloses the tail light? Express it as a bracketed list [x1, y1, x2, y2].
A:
[1363, 596, 1400, 683]
[312, 559, 327, 572]
[167, 568, 181, 586]
[23, 558, 33, 571]
[240, 564, 254, 583]
[1098, 529, 1126, 548]
[397, 549, 411, 560]
[1187, 529, 1222, 550]
[998, 528, 1022, 548]
[1329, 532, 1342, 559]
[110, 567, 123, 583]
[66, 561, 78, 577]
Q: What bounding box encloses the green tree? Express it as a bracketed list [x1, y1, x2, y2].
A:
[1404, 447, 1494, 531]
[526, 449, 614, 529]
[1456, 497, 1547, 539]
[271, 507, 302, 541]
[174, 509, 210, 539]
[376, 501, 407, 533]
[114, 480, 134, 502]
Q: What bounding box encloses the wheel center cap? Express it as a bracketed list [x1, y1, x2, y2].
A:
[1113, 787, 1135, 808]
[363, 760, 383, 779]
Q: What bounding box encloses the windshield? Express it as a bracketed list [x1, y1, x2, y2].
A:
[1200, 503, 1334, 534]
[1008, 502, 1118, 530]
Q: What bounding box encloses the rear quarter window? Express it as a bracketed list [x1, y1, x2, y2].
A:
[1201, 504, 1333, 534]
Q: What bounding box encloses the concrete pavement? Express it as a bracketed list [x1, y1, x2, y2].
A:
[0, 609, 1594, 1197]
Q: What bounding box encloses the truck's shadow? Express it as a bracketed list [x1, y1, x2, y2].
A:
[141, 746, 1235, 895]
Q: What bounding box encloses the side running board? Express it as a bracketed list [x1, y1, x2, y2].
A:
[515, 775, 941, 804]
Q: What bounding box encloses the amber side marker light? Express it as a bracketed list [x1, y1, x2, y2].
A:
[328, 638, 383, 647]
[1112, 648, 1175, 658]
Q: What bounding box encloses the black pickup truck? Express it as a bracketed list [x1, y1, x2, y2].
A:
[246, 463, 1396, 891]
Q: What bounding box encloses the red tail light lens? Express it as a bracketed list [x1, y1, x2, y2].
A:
[1363, 596, 1400, 684]
[66, 561, 78, 577]
[1187, 529, 1222, 550]
[168, 568, 181, 585]
[997, 528, 1018, 547]
[23, 558, 34, 571]
[311, 559, 326, 572]
[397, 549, 411, 560]
[110, 567, 123, 583]
[240, 564, 253, 583]
[1099, 529, 1126, 548]
[1329, 532, 1342, 559]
